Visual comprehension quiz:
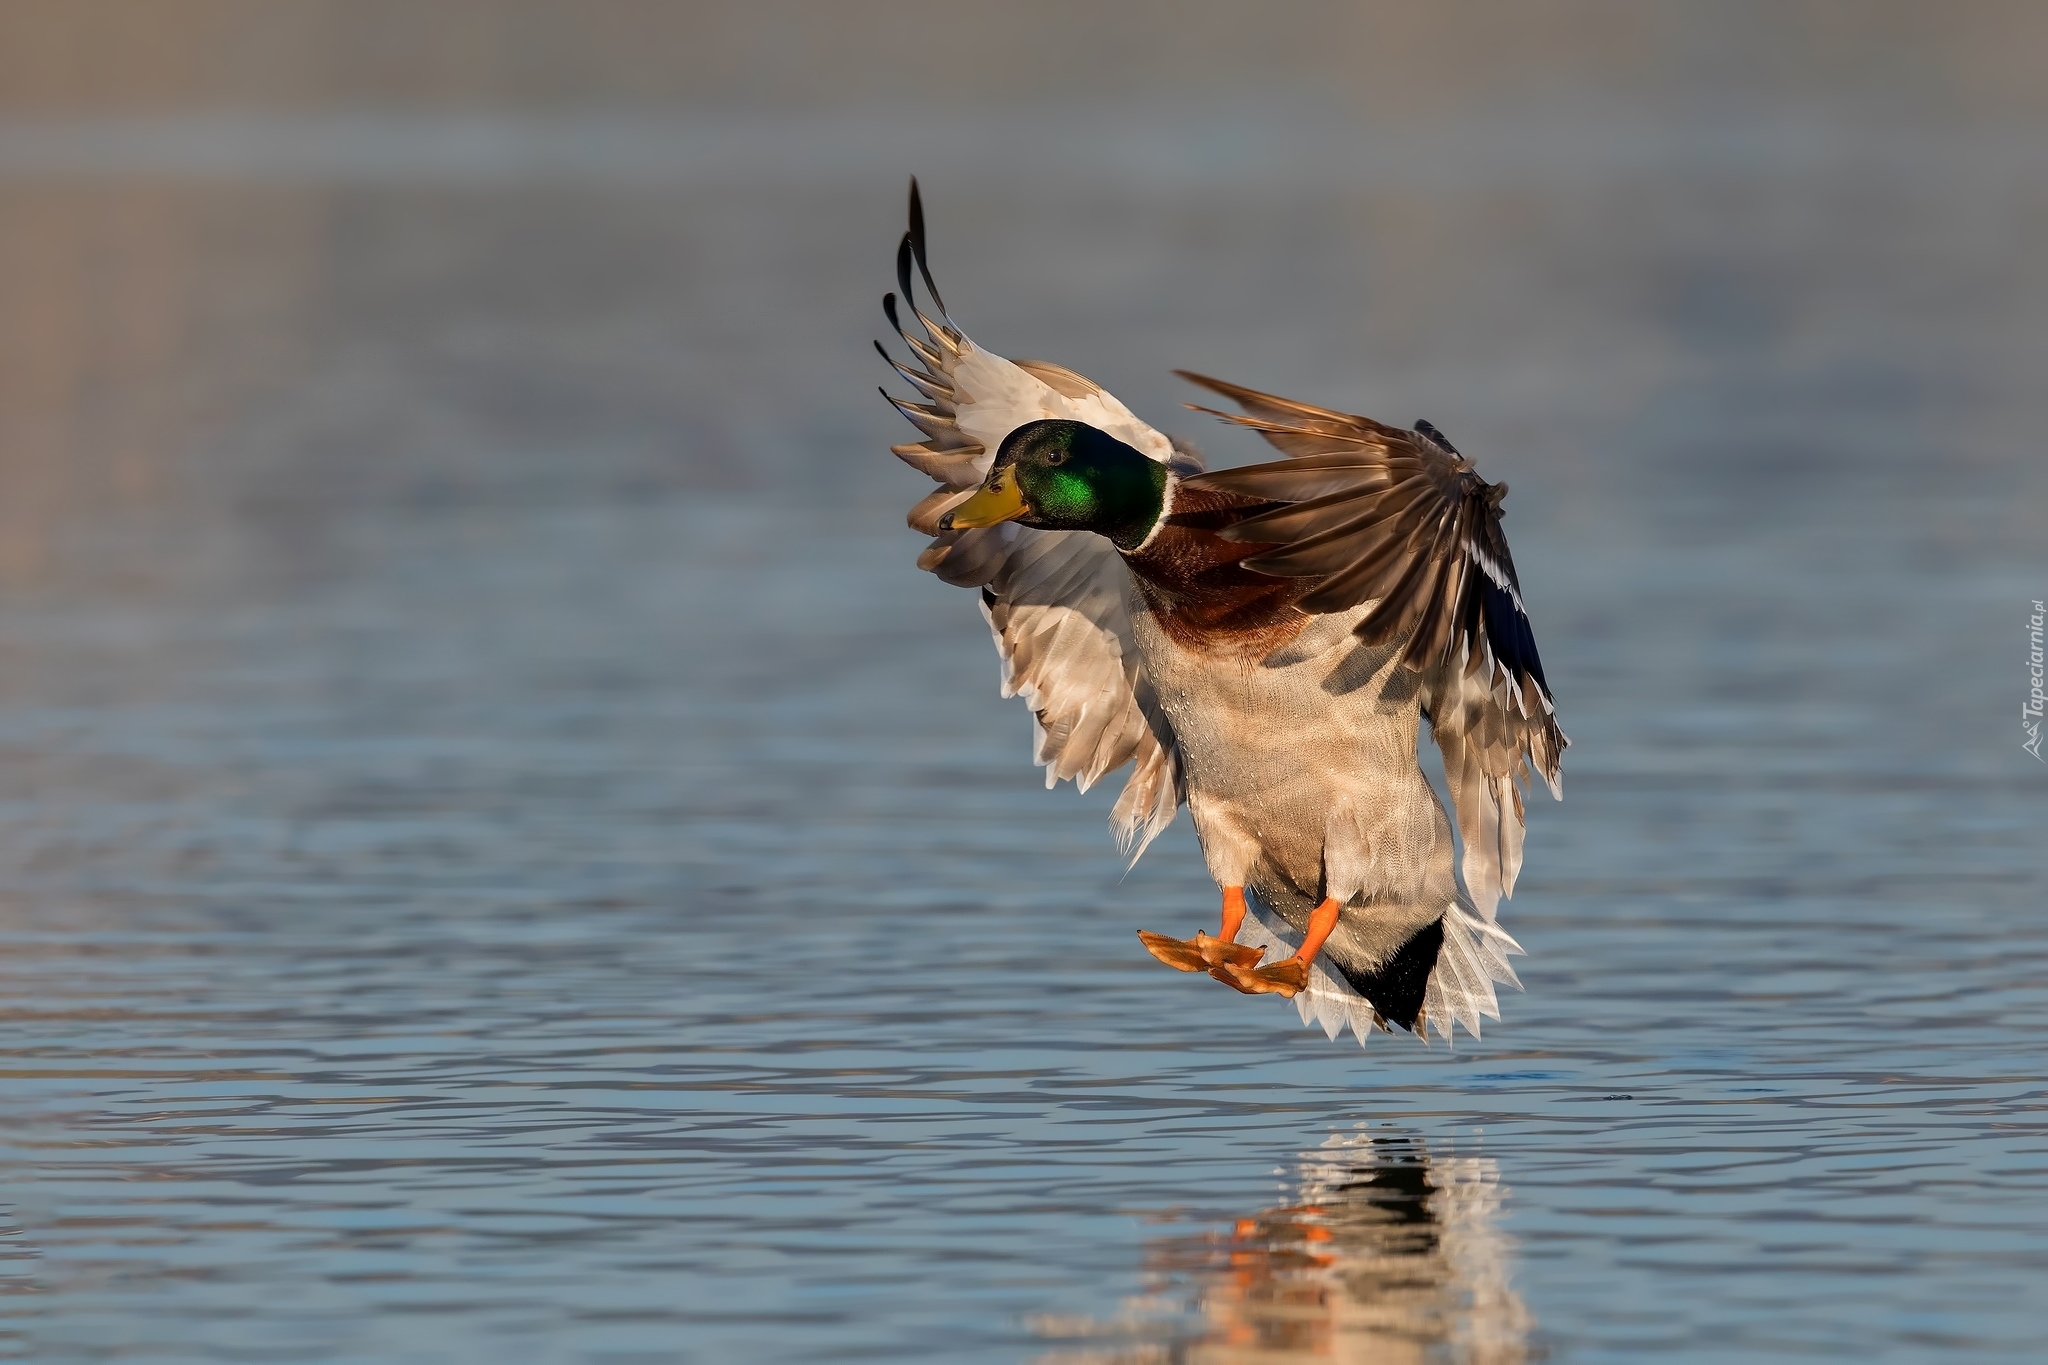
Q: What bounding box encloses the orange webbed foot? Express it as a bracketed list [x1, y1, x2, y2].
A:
[1216, 956, 1311, 999]
[1137, 930, 1264, 974]
[1137, 930, 1208, 972]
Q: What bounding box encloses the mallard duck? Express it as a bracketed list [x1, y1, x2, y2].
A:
[877, 183, 1565, 1045]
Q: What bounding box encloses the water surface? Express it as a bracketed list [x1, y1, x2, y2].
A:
[2, 10, 2046, 1361]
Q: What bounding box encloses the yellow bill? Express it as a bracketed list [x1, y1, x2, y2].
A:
[944, 473, 1028, 528]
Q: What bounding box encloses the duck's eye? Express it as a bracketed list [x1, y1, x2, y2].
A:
[1045, 450, 1067, 466]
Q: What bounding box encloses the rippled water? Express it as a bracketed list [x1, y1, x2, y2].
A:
[2, 8, 2047, 1362]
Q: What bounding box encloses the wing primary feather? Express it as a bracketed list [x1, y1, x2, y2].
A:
[895, 235, 943, 342]
[888, 401, 962, 445]
[1191, 463, 1395, 505]
[873, 339, 954, 400]
[892, 445, 981, 484]
[1414, 419, 1460, 456]
[1255, 489, 1444, 589]
[882, 292, 948, 370]
[1220, 475, 1429, 549]
[1177, 371, 1379, 428]
[1182, 404, 1389, 452]
[1178, 374, 1416, 443]
[899, 331, 946, 375]
[895, 235, 917, 320]
[906, 178, 953, 322]
[1220, 489, 1407, 546]
[1404, 550, 1463, 671]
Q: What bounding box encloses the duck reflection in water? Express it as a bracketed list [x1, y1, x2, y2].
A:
[1033, 1132, 1531, 1364]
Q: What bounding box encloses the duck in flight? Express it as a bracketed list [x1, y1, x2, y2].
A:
[877, 183, 1565, 1046]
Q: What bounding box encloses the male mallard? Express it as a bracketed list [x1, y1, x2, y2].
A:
[877, 183, 1565, 1046]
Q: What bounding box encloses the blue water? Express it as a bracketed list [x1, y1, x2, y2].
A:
[2, 15, 2046, 1361]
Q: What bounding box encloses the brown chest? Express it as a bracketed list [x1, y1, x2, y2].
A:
[1124, 491, 1310, 660]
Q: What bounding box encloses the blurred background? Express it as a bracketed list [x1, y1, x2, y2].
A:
[1, 3, 2044, 1362]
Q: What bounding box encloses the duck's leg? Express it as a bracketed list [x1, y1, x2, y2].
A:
[1216, 897, 1341, 999]
[1137, 886, 1265, 973]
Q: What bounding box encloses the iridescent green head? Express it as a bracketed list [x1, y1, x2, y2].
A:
[943, 420, 1167, 550]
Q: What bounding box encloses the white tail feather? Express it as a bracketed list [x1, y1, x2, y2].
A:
[1236, 897, 1523, 1049]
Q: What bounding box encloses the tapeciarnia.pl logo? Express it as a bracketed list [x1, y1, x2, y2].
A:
[2027, 599, 2046, 761]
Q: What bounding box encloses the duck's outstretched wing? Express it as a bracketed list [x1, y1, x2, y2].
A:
[879, 182, 1186, 860]
[1176, 372, 1565, 917]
